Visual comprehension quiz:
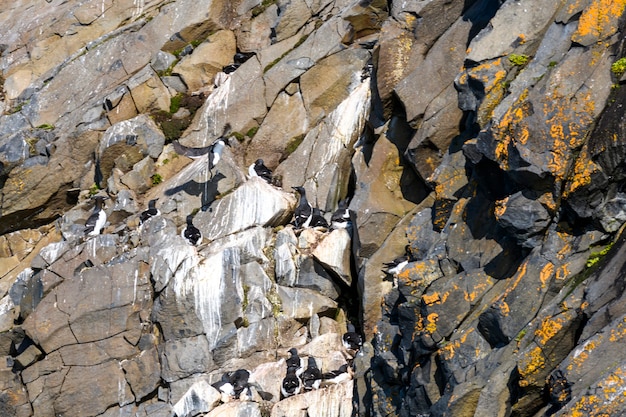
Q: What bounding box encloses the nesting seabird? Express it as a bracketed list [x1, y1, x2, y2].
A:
[310, 207, 329, 229]
[139, 199, 160, 224]
[286, 347, 304, 376]
[181, 214, 203, 246]
[212, 369, 250, 400]
[229, 369, 251, 398]
[172, 124, 231, 178]
[330, 199, 353, 233]
[281, 371, 302, 398]
[342, 323, 363, 353]
[84, 196, 108, 237]
[301, 357, 322, 391]
[292, 186, 313, 228]
[320, 364, 352, 387]
[248, 159, 273, 183]
[383, 254, 410, 276]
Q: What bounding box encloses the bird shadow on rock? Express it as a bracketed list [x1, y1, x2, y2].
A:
[164, 172, 226, 211]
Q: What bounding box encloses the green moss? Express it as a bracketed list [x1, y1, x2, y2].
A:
[36, 123, 55, 130]
[263, 35, 309, 72]
[611, 57, 626, 77]
[170, 93, 183, 114]
[586, 242, 614, 268]
[8, 100, 28, 114]
[88, 183, 100, 197]
[514, 328, 528, 343]
[162, 158, 170, 165]
[266, 287, 282, 318]
[251, 0, 277, 17]
[157, 59, 179, 77]
[231, 131, 246, 142]
[190, 39, 203, 48]
[548, 61, 558, 68]
[151, 173, 163, 185]
[242, 284, 250, 311]
[246, 126, 259, 138]
[508, 53, 530, 67]
[284, 134, 305, 156]
[25, 137, 38, 155]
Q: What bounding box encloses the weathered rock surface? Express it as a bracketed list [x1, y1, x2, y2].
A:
[2, 0, 626, 416]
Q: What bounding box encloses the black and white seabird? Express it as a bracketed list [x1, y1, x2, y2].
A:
[281, 371, 302, 398]
[310, 207, 329, 229]
[301, 357, 322, 391]
[172, 124, 231, 179]
[320, 364, 352, 387]
[181, 214, 203, 246]
[139, 199, 160, 224]
[330, 199, 352, 233]
[292, 186, 313, 228]
[383, 254, 410, 276]
[212, 369, 250, 399]
[248, 159, 273, 183]
[286, 347, 304, 376]
[342, 323, 363, 352]
[84, 196, 108, 237]
[229, 369, 251, 398]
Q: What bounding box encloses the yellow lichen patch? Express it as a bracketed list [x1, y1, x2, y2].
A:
[555, 263, 570, 281]
[422, 292, 442, 306]
[563, 144, 599, 197]
[534, 316, 564, 345]
[425, 313, 439, 334]
[572, 0, 626, 42]
[494, 197, 508, 219]
[518, 345, 546, 385]
[539, 262, 555, 288]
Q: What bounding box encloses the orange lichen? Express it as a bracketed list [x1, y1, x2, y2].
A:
[518, 346, 546, 384]
[539, 262, 555, 288]
[534, 316, 564, 345]
[564, 144, 599, 197]
[572, 0, 626, 42]
[425, 313, 439, 334]
[422, 292, 442, 306]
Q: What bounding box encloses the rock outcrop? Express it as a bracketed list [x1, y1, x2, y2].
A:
[2, 0, 626, 416]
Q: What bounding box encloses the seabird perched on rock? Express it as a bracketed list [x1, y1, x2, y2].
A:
[320, 364, 352, 387]
[310, 207, 329, 229]
[212, 369, 250, 400]
[330, 199, 352, 232]
[139, 199, 160, 224]
[181, 214, 202, 246]
[172, 124, 231, 179]
[383, 247, 413, 287]
[281, 371, 302, 398]
[301, 357, 322, 391]
[248, 159, 272, 183]
[229, 369, 251, 398]
[286, 347, 304, 376]
[342, 323, 363, 353]
[84, 196, 108, 237]
[383, 254, 410, 276]
[292, 186, 313, 229]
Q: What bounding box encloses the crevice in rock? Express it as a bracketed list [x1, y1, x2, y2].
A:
[462, 0, 505, 47]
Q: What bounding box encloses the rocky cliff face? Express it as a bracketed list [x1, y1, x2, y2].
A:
[2, 0, 626, 416]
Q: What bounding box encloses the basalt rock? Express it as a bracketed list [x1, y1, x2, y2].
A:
[3, 0, 626, 416]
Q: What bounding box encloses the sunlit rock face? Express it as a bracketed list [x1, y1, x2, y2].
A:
[3, 0, 626, 416]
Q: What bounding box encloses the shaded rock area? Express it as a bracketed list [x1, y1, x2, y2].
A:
[2, 0, 626, 416]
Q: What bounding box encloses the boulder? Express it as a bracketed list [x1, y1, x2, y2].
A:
[172, 380, 222, 417]
[173, 30, 237, 92]
[195, 177, 296, 241]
